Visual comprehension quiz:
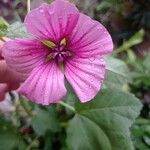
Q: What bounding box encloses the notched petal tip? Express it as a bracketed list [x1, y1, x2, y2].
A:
[65, 57, 106, 103]
[24, 0, 79, 40]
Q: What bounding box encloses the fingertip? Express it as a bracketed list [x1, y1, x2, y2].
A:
[0, 60, 23, 83]
[0, 83, 8, 101]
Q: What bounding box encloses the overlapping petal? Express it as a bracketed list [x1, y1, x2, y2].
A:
[2, 38, 47, 79]
[18, 61, 67, 105]
[25, 0, 79, 41]
[64, 57, 106, 102]
[68, 14, 113, 58]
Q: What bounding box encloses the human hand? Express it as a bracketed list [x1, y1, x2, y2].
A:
[0, 38, 21, 101]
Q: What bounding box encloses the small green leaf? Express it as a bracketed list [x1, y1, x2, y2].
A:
[143, 136, 150, 146]
[0, 17, 9, 37]
[131, 54, 150, 86]
[6, 22, 29, 38]
[66, 88, 142, 150]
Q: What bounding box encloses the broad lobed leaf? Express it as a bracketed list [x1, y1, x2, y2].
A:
[66, 88, 142, 150]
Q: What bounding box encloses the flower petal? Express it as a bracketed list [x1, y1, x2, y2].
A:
[25, 0, 79, 41]
[68, 14, 113, 57]
[64, 57, 105, 102]
[18, 61, 67, 105]
[2, 38, 47, 79]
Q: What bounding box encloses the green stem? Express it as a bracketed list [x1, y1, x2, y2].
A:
[25, 136, 39, 150]
[27, 0, 31, 13]
[58, 101, 76, 112]
[20, 97, 33, 117]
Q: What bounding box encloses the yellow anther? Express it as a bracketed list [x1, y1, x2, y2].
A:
[42, 40, 56, 48]
[46, 53, 52, 62]
[60, 38, 67, 46]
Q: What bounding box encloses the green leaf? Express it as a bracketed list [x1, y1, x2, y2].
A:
[32, 107, 61, 136]
[66, 89, 142, 150]
[131, 54, 150, 86]
[143, 136, 150, 147]
[131, 117, 150, 150]
[132, 137, 150, 150]
[104, 56, 130, 89]
[96, 0, 122, 12]
[5, 22, 29, 38]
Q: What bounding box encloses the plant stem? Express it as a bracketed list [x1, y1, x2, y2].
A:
[20, 97, 33, 117]
[27, 0, 31, 13]
[58, 101, 76, 112]
[25, 136, 39, 150]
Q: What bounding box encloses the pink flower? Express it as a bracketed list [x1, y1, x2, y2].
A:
[3, 0, 113, 105]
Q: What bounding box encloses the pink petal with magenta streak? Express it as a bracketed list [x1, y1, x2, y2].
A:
[24, 0, 79, 41]
[64, 56, 106, 102]
[2, 38, 47, 80]
[18, 61, 67, 105]
[68, 13, 113, 58]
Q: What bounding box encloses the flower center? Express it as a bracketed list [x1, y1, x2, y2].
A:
[43, 38, 72, 62]
[51, 44, 72, 62]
